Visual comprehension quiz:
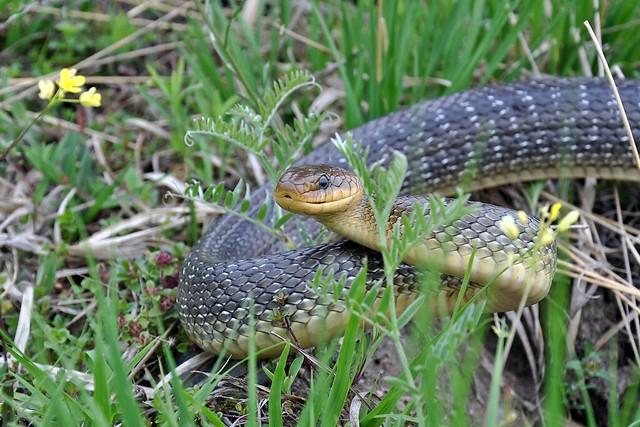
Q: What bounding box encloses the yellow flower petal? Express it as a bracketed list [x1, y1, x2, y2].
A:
[557, 210, 580, 233]
[539, 227, 555, 246]
[57, 68, 85, 93]
[517, 210, 529, 226]
[539, 204, 550, 221]
[550, 202, 562, 222]
[499, 215, 520, 240]
[79, 87, 102, 107]
[38, 80, 55, 100]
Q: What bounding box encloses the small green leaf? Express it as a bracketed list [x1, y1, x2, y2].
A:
[210, 182, 225, 202]
[256, 204, 268, 222]
[273, 212, 293, 230]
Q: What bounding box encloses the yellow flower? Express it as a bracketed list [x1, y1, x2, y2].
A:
[38, 80, 55, 100]
[518, 210, 529, 226]
[549, 202, 562, 222]
[79, 87, 102, 107]
[557, 210, 580, 233]
[499, 215, 520, 240]
[57, 68, 85, 93]
[491, 322, 509, 338]
[539, 227, 555, 246]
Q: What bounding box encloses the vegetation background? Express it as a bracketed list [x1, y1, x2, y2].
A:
[1, 0, 640, 425]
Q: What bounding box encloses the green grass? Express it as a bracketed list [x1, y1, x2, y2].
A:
[2, 0, 640, 425]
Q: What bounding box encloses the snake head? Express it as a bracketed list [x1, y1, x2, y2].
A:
[274, 164, 364, 216]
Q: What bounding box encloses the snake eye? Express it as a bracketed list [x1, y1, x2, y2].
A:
[318, 175, 329, 189]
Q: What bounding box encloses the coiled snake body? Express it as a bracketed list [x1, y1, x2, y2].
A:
[178, 78, 640, 358]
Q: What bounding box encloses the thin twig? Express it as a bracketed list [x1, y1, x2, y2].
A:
[584, 20, 640, 173]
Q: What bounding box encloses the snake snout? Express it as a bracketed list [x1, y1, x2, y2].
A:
[273, 180, 299, 212]
[277, 188, 294, 199]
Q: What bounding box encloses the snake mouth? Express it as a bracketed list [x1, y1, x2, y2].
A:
[275, 192, 356, 215]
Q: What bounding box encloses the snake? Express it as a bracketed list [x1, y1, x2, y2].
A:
[177, 78, 640, 358]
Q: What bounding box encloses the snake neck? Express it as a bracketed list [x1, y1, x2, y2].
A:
[315, 194, 394, 254]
